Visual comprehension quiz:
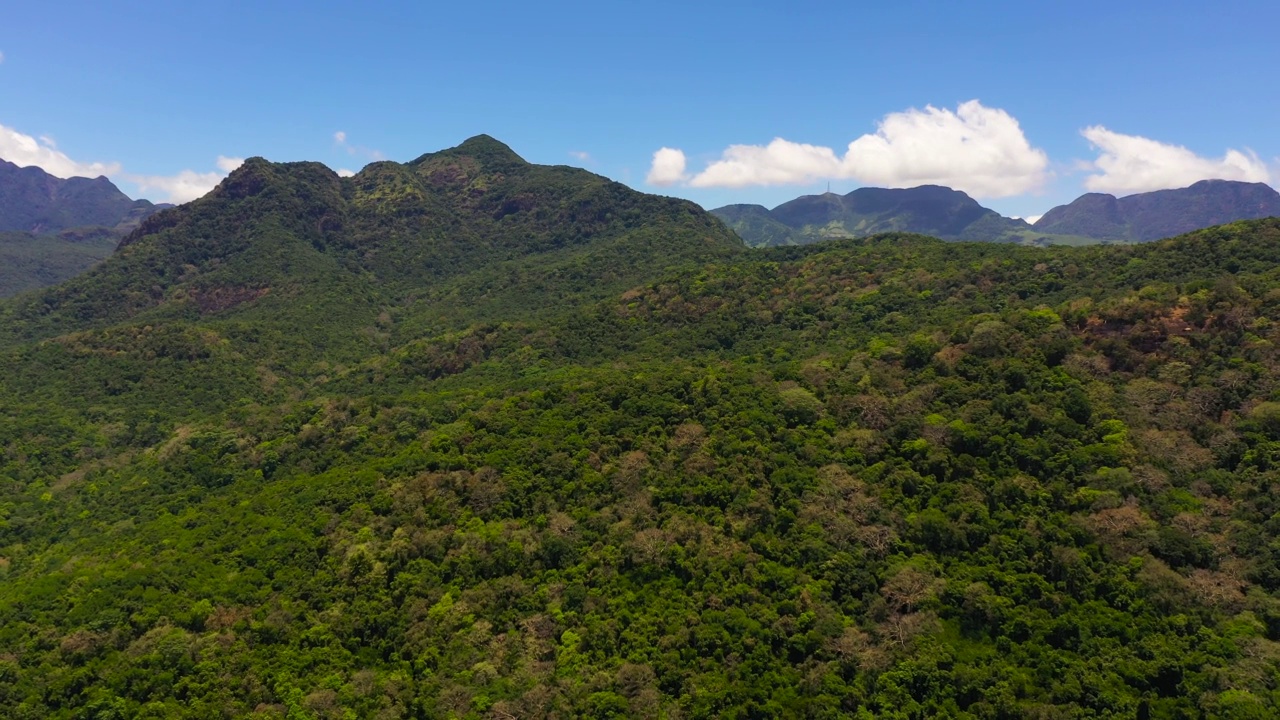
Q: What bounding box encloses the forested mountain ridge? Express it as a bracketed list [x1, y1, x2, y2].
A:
[5, 132, 1280, 716]
[0, 135, 743, 358]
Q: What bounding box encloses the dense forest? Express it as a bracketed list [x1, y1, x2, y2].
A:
[3, 140, 1280, 718]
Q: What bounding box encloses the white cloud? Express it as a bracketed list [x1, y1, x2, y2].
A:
[1081, 126, 1271, 195]
[333, 131, 347, 144]
[689, 138, 841, 188]
[129, 155, 244, 204]
[1, 121, 247, 204]
[646, 147, 688, 186]
[336, 168, 356, 178]
[215, 155, 243, 173]
[840, 101, 1048, 197]
[1014, 214, 1044, 225]
[659, 100, 1049, 199]
[569, 150, 592, 162]
[0, 123, 121, 178]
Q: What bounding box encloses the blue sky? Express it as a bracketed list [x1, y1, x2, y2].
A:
[2, 0, 1278, 219]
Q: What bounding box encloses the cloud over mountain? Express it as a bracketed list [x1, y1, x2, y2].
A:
[1081, 127, 1272, 195]
[128, 156, 245, 204]
[0, 123, 121, 179]
[651, 101, 1050, 199]
[646, 147, 688, 186]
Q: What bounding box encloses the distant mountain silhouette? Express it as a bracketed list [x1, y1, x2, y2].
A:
[0, 158, 171, 295]
[0, 158, 167, 234]
[1034, 180, 1280, 242]
[712, 185, 1030, 247]
[715, 180, 1280, 247]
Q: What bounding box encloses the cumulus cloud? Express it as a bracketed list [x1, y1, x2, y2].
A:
[689, 139, 841, 188]
[2, 121, 246, 204]
[333, 131, 346, 144]
[1081, 126, 1271, 195]
[0, 123, 121, 178]
[646, 147, 688, 186]
[336, 168, 356, 178]
[841, 101, 1048, 197]
[569, 150, 592, 162]
[654, 100, 1049, 199]
[129, 156, 244, 204]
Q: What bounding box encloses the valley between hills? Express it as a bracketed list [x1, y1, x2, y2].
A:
[4, 136, 1280, 717]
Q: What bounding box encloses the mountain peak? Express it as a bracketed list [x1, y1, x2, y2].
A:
[410, 134, 528, 170]
[456, 133, 517, 154]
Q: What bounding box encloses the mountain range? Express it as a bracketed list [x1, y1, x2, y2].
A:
[714, 179, 1280, 247]
[1, 134, 742, 352]
[5, 135, 1280, 716]
[0, 158, 167, 234]
[0, 159, 170, 297]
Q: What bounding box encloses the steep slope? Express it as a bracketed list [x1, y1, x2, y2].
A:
[1035, 180, 1280, 242]
[714, 185, 1034, 246]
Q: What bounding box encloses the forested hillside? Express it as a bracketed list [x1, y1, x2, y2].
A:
[3, 138, 1280, 718]
[0, 229, 119, 298]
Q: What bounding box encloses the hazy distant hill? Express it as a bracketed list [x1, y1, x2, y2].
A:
[1034, 180, 1280, 242]
[0, 158, 166, 234]
[0, 159, 171, 296]
[713, 185, 1036, 247]
[716, 180, 1280, 248]
[0, 229, 119, 298]
[709, 203, 800, 246]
